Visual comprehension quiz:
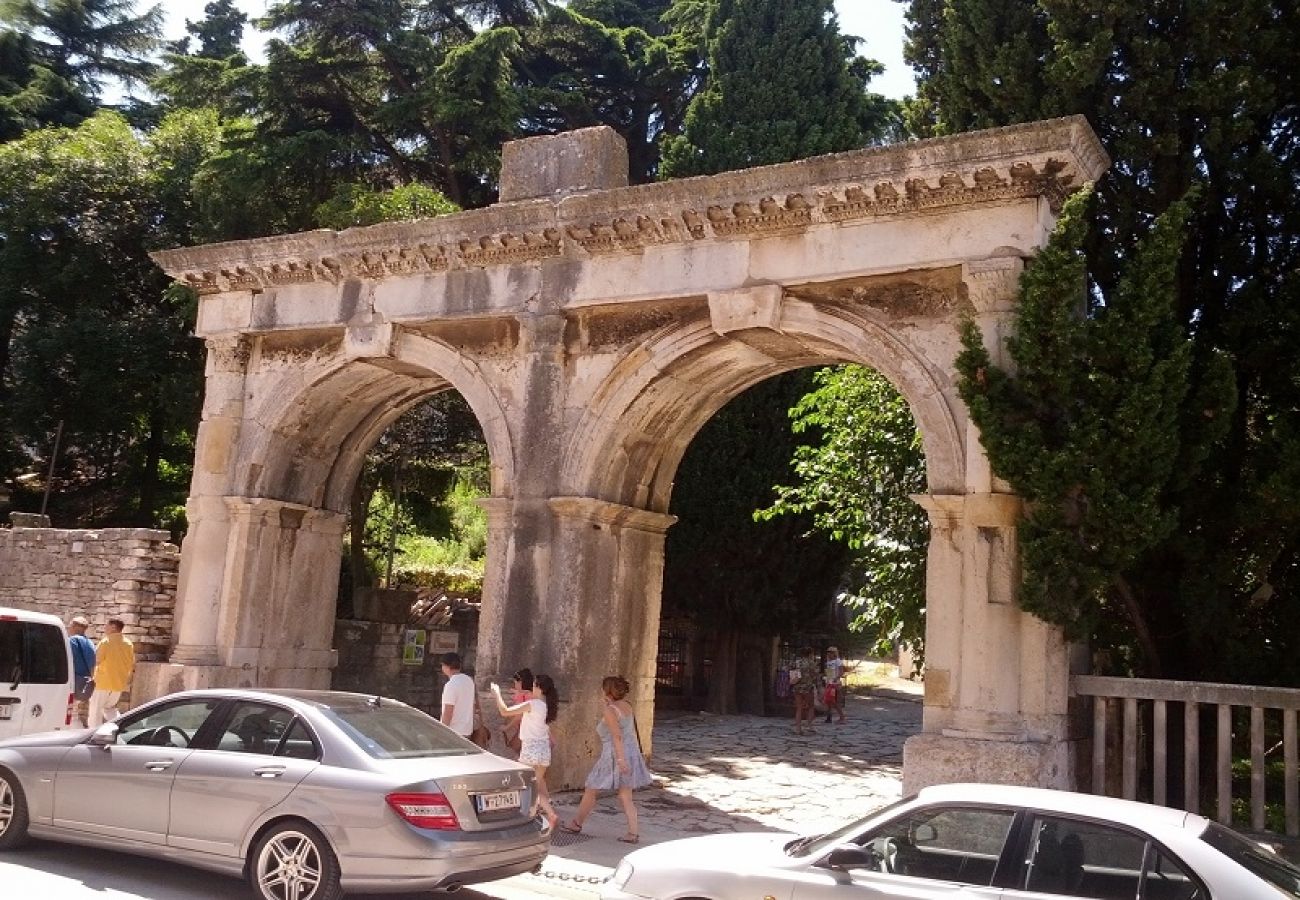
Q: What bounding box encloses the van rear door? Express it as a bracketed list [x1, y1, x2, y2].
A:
[0, 615, 72, 738]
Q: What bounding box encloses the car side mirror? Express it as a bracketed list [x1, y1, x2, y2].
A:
[823, 846, 876, 870]
[89, 722, 119, 747]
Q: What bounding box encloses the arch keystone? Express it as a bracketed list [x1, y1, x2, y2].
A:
[707, 284, 785, 335]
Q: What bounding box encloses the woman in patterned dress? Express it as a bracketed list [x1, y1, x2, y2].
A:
[491, 673, 560, 828]
[792, 645, 819, 735]
[560, 675, 653, 844]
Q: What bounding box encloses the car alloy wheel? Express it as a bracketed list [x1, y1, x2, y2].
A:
[250, 822, 341, 900]
[0, 769, 30, 849]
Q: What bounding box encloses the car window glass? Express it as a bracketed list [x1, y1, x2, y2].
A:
[1022, 816, 1148, 899]
[858, 806, 1015, 886]
[276, 718, 319, 760]
[117, 699, 221, 748]
[218, 703, 295, 755]
[321, 701, 476, 759]
[1201, 822, 1300, 898]
[24, 623, 68, 683]
[0, 621, 67, 685]
[1142, 846, 1203, 900]
[0, 622, 20, 684]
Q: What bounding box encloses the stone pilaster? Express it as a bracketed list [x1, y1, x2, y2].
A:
[904, 492, 1077, 792]
[961, 257, 1023, 495]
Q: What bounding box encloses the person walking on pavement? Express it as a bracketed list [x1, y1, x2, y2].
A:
[67, 615, 95, 726]
[822, 645, 850, 724]
[439, 652, 476, 739]
[87, 618, 134, 728]
[561, 675, 653, 844]
[490, 673, 560, 828]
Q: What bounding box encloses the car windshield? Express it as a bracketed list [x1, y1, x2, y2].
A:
[1201, 822, 1300, 897]
[318, 700, 478, 759]
[787, 796, 913, 857]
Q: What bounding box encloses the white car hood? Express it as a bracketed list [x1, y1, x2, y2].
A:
[627, 830, 797, 869]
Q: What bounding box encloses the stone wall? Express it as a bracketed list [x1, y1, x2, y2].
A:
[0, 527, 180, 661]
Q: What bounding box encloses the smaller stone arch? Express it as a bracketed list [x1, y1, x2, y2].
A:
[236, 330, 515, 511]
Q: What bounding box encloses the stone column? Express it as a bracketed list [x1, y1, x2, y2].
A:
[215, 498, 345, 687]
[167, 336, 250, 667]
[903, 494, 1076, 790]
[476, 492, 674, 789]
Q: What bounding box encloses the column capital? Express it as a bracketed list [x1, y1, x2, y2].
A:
[204, 334, 252, 374]
[222, 496, 347, 535]
[548, 496, 677, 535]
[911, 492, 1023, 528]
[962, 256, 1024, 315]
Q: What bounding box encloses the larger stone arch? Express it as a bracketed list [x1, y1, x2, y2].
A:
[149, 118, 1108, 789]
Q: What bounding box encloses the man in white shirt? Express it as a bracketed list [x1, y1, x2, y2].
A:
[439, 652, 475, 738]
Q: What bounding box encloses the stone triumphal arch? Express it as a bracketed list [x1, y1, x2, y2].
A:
[148, 117, 1108, 789]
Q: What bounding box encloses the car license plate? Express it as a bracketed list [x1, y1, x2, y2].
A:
[476, 790, 520, 813]
[0, 705, 11, 720]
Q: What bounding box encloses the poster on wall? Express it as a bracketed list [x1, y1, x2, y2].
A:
[402, 629, 427, 666]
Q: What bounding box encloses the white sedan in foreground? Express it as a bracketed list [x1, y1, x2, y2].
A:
[603, 783, 1300, 900]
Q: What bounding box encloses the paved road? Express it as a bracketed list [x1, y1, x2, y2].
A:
[0, 687, 921, 899]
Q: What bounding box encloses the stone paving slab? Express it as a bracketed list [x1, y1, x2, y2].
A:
[477, 686, 921, 898]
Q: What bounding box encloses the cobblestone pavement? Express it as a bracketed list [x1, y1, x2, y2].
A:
[480, 683, 922, 898]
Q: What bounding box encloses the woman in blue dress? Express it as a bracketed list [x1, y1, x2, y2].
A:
[559, 675, 653, 843]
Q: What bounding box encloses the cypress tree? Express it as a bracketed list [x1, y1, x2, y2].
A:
[917, 0, 1295, 680]
[660, 0, 873, 177]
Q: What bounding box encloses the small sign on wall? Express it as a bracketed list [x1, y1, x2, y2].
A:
[401, 629, 426, 666]
[429, 630, 459, 654]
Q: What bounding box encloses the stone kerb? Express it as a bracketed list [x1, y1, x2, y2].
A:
[150, 116, 1109, 309]
[0, 526, 180, 660]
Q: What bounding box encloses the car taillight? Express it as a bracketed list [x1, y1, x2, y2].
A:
[385, 792, 460, 830]
[65, 692, 75, 727]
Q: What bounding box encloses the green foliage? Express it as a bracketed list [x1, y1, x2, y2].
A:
[909, 0, 1297, 681]
[0, 110, 212, 523]
[759, 366, 927, 658]
[660, 0, 891, 177]
[956, 191, 1233, 656]
[314, 183, 458, 229]
[663, 372, 849, 637]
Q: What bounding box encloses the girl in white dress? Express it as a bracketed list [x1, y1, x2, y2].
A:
[491, 674, 559, 828]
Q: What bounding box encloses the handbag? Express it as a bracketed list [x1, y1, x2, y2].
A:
[74, 675, 96, 701]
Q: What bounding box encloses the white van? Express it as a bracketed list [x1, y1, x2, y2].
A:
[0, 607, 76, 739]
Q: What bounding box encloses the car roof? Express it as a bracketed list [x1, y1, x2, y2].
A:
[158, 688, 417, 712]
[916, 782, 1207, 832]
[0, 606, 67, 629]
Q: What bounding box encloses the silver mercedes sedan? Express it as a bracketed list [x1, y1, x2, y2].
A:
[0, 688, 550, 899]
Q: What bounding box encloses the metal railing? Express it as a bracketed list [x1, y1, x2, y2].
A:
[1073, 675, 1300, 836]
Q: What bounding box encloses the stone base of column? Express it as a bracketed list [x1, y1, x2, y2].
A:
[133, 662, 333, 707]
[902, 731, 1080, 794]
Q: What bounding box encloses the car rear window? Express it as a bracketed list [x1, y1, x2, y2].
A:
[0, 621, 68, 685]
[319, 701, 478, 759]
[1201, 822, 1300, 897]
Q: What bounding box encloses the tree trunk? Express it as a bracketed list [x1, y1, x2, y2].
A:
[346, 476, 376, 618]
[135, 396, 165, 526]
[705, 628, 740, 714]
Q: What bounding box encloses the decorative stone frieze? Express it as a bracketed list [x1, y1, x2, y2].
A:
[152, 116, 1109, 296]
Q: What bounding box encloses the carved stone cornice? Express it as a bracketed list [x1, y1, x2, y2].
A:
[152, 116, 1110, 295]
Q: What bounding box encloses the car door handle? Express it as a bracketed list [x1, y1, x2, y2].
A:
[252, 766, 286, 778]
[144, 760, 174, 772]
